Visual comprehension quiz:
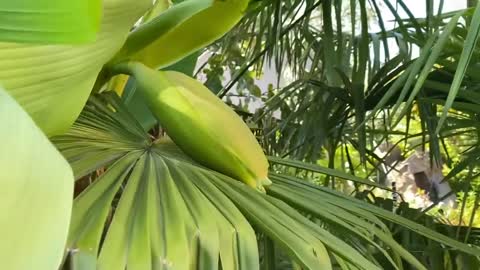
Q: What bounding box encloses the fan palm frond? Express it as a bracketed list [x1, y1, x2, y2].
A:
[53, 93, 479, 269]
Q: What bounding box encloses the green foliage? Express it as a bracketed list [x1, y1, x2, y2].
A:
[1, 1, 480, 270]
[53, 94, 350, 269]
[54, 93, 479, 269]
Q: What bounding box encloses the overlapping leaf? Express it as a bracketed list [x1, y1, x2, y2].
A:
[0, 0, 151, 135]
[0, 87, 74, 270]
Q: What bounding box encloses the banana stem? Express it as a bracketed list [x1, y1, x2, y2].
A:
[108, 61, 143, 77]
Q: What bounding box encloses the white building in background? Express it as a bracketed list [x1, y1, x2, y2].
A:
[375, 143, 457, 209]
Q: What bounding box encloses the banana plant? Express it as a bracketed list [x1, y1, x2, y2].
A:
[0, 1, 479, 270]
[0, 0, 248, 269]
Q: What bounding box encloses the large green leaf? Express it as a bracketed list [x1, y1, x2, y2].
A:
[0, 0, 101, 44]
[0, 0, 151, 136]
[114, 0, 249, 69]
[0, 87, 74, 270]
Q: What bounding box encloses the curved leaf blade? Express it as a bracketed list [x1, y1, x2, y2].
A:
[0, 87, 74, 270]
[437, 1, 480, 133]
[115, 0, 249, 69]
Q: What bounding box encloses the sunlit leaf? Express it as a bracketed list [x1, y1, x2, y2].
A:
[0, 87, 74, 270]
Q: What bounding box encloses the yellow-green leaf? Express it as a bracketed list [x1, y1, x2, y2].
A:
[0, 87, 74, 270]
[115, 0, 249, 69]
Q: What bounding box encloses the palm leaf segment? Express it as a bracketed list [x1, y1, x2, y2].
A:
[54, 93, 479, 270]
